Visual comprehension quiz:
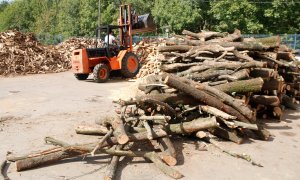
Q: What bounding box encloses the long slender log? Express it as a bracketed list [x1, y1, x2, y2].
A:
[161, 63, 199, 72]
[104, 145, 123, 180]
[221, 120, 258, 130]
[214, 78, 264, 94]
[218, 69, 250, 81]
[199, 105, 236, 120]
[143, 120, 153, 140]
[162, 73, 252, 123]
[91, 128, 113, 156]
[166, 117, 218, 134]
[250, 95, 280, 107]
[188, 70, 233, 82]
[102, 116, 129, 145]
[182, 30, 226, 41]
[13, 129, 168, 171]
[75, 124, 109, 135]
[197, 133, 263, 167]
[207, 29, 242, 43]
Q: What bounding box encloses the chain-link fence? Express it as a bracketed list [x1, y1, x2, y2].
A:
[36, 33, 300, 51]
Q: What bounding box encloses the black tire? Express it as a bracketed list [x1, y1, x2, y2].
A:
[120, 52, 140, 78]
[93, 63, 110, 83]
[74, 73, 89, 80]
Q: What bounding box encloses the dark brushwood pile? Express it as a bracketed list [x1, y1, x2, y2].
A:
[3, 29, 299, 179]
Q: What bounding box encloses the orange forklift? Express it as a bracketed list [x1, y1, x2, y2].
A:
[71, 4, 155, 83]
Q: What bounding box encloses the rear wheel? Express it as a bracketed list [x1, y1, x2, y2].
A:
[74, 73, 89, 80]
[93, 63, 110, 83]
[120, 52, 140, 78]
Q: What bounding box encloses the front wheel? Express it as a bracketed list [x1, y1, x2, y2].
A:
[93, 63, 110, 83]
[120, 52, 140, 78]
[74, 73, 89, 80]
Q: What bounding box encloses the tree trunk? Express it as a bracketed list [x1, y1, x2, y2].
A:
[214, 78, 264, 94]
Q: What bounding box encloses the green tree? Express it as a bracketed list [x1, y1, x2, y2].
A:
[209, 0, 263, 33]
[262, 0, 300, 34]
[151, 0, 202, 33]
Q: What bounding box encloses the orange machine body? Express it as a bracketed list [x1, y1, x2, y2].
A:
[71, 48, 128, 74]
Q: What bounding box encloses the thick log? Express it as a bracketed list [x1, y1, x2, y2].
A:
[282, 94, 298, 110]
[232, 50, 254, 61]
[273, 107, 283, 119]
[277, 51, 295, 61]
[208, 127, 244, 144]
[214, 78, 264, 94]
[199, 105, 236, 120]
[162, 74, 252, 123]
[245, 36, 280, 47]
[250, 95, 280, 107]
[207, 29, 242, 43]
[218, 69, 249, 81]
[75, 124, 109, 135]
[250, 68, 278, 78]
[262, 78, 284, 92]
[102, 116, 129, 145]
[182, 29, 226, 41]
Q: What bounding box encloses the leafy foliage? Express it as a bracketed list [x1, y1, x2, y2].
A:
[0, 0, 299, 41]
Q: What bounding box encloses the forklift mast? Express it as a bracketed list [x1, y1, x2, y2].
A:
[119, 4, 133, 52]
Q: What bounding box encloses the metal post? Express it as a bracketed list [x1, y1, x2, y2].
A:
[294, 34, 297, 50]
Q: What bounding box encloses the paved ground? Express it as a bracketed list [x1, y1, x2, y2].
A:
[1, 72, 300, 180]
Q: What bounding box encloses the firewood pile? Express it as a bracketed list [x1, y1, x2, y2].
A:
[2, 29, 300, 180]
[55, 37, 99, 64]
[134, 38, 165, 65]
[0, 30, 68, 76]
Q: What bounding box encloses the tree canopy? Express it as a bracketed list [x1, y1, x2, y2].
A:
[0, 0, 299, 40]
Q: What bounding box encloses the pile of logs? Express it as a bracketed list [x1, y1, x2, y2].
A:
[137, 29, 300, 120]
[2, 29, 299, 179]
[0, 30, 68, 76]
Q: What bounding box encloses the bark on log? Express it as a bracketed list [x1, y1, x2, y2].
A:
[104, 145, 123, 180]
[207, 29, 242, 43]
[250, 95, 280, 107]
[218, 69, 249, 81]
[182, 30, 226, 41]
[277, 51, 295, 61]
[214, 78, 264, 94]
[91, 128, 113, 156]
[102, 116, 129, 145]
[166, 117, 218, 134]
[282, 94, 298, 110]
[157, 137, 177, 166]
[188, 70, 233, 82]
[161, 63, 199, 73]
[1, 160, 9, 180]
[250, 68, 278, 78]
[262, 78, 284, 92]
[162, 74, 252, 123]
[208, 127, 244, 144]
